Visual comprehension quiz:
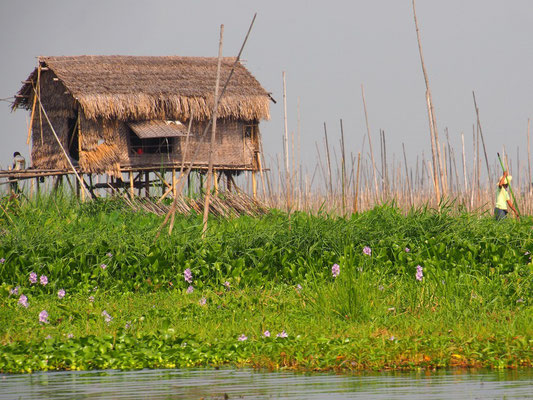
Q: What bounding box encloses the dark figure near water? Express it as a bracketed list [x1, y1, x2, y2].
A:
[9, 151, 25, 194]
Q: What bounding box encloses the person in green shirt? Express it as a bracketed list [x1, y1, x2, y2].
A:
[494, 171, 519, 220]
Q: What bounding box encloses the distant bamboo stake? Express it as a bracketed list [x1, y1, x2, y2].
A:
[402, 143, 413, 207]
[323, 122, 333, 197]
[354, 152, 361, 214]
[282, 71, 290, 209]
[527, 118, 532, 194]
[361, 85, 379, 200]
[340, 119, 346, 215]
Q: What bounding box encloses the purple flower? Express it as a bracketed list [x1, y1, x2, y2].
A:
[67, 333, 74, 339]
[186, 285, 194, 294]
[88, 295, 95, 303]
[57, 289, 66, 299]
[29, 272, 37, 284]
[223, 281, 230, 289]
[9, 286, 19, 296]
[100, 264, 107, 270]
[517, 298, 525, 304]
[18, 294, 28, 308]
[389, 336, 396, 341]
[125, 322, 131, 329]
[415, 265, 423, 281]
[238, 334, 248, 341]
[0, 258, 5, 263]
[276, 330, 288, 338]
[40, 275, 48, 286]
[184, 268, 192, 283]
[363, 246, 372, 256]
[199, 297, 207, 306]
[378, 285, 384, 291]
[263, 330, 271, 337]
[106, 252, 113, 258]
[45, 335, 52, 340]
[101, 310, 113, 323]
[296, 284, 302, 292]
[405, 247, 410, 253]
[331, 263, 340, 278]
[39, 310, 49, 324]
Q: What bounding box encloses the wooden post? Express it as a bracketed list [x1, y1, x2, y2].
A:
[145, 172, 150, 197]
[214, 170, 218, 194]
[252, 171, 257, 198]
[172, 168, 177, 198]
[129, 171, 134, 199]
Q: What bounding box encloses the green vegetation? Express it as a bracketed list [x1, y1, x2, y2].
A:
[0, 196, 532, 373]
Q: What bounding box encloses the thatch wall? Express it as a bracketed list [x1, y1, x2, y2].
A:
[78, 117, 121, 177]
[30, 110, 70, 170]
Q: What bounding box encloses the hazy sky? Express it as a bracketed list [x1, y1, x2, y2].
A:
[1, 0, 532, 183]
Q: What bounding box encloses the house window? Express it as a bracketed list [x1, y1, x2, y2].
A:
[130, 134, 173, 155]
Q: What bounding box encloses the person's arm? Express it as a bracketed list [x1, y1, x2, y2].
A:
[507, 199, 519, 218]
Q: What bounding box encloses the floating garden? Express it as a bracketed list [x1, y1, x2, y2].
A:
[0, 196, 531, 373]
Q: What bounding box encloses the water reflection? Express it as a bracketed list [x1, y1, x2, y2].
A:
[1, 368, 531, 399]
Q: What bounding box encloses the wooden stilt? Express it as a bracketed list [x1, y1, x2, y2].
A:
[172, 168, 177, 197]
[144, 172, 150, 197]
[252, 171, 257, 198]
[214, 170, 218, 194]
[129, 171, 134, 199]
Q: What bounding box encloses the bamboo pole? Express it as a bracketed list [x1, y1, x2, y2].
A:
[354, 152, 361, 214]
[472, 91, 491, 180]
[527, 118, 532, 195]
[402, 143, 413, 207]
[202, 22, 224, 238]
[413, 0, 444, 199]
[340, 119, 346, 215]
[361, 85, 379, 200]
[282, 71, 290, 208]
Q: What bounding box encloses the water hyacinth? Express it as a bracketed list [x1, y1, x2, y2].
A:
[296, 284, 302, 292]
[405, 247, 410, 253]
[40, 275, 48, 286]
[263, 330, 271, 337]
[57, 289, 66, 299]
[186, 285, 194, 294]
[100, 264, 107, 270]
[29, 272, 37, 284]
[39, 310, 49, 324]
[363, 246, 372, 256]
[9, 286, 19, 296]
[106, 252, 113, 258]
[101, 310, 113, 323]
[276, 330, 288, 338]
[67, 333, 74, 339]
[238, 334, 247, 341]
[416, 265, 424, 281]
[223, 281, 230, 289]
[199, 297, 207, 306]
[88, 295, 95, 303]
[184, 268, 192, 283]
[18, 294, 28, 308]
[331, 263, 340, 278]
[0, 258, 5, 263]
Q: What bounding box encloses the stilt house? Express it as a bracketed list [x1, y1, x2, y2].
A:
[12, 56, 272, 181]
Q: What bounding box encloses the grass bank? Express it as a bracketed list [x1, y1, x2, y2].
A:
[0, 196, 532, 373]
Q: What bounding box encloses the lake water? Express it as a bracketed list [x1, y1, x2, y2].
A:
[1, 368, 532, 399]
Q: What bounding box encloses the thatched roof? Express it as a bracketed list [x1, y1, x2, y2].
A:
[14, 55, 271, 121]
